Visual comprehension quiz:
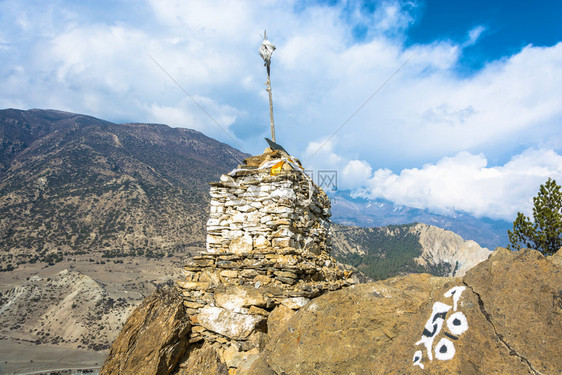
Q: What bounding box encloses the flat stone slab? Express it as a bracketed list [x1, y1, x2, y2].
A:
[198, 306, 265, 340]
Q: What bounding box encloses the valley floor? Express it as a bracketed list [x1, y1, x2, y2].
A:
[0, 249, 203, 374]
[0, 340, 105, 375]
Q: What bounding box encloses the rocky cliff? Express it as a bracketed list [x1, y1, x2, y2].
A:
[0, 255, 187, 373]
[412, 222, 491, 276]
[101, 287, 190, 375]
[102, 248, 561, 374]
[330, 191, 511, 249]
[331, 222, 491, 280]
[0, 269, 134, 351]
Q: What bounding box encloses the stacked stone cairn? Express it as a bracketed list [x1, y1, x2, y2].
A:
[176, 147, 354, 372]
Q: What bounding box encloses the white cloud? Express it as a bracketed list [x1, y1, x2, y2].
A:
[329, 41, 562, 171]
[341, 160, 373, 190]
[3, 1, 560, 158]
[1, 0, 562, 220]
[303, 139, 343, 169]
[361, 149, 562, 221]
[464, 25, 486, 47]
[148, 0, 254, 35]
[380, 3, 414, 30]
[147, 95, 242, 140]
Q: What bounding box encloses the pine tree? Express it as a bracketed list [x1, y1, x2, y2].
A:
[508, 178, 562, 255]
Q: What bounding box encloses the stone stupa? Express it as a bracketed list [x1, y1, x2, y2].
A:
[176, 145, 354, 357]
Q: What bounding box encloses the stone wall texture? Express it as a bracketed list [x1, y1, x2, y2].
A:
[206, 151, 331, 255]
[175, 148, 353, 373]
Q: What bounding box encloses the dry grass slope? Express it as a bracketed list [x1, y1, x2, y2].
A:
[0, 109, 248, 269]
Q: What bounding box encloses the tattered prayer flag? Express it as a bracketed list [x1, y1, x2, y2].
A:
[288, 157, 304, 169]
[270, 161, 284, 176]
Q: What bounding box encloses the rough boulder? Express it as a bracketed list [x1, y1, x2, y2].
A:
[100, 287, 191, 375]
[102, 249, 561, 374]
[248, 248, 561, 374]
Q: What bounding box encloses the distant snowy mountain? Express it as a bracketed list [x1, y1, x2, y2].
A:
[328, 190, 511, 249]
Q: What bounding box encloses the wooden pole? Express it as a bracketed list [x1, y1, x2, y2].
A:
[260, 30, 276, 143]
[266, 71, 275, 142]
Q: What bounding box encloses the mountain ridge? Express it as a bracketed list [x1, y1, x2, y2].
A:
[0, 108, 248, 267]
[330, 190, 511, 249]
[331, 222, 491, 280]
[1, 108, 497, 273]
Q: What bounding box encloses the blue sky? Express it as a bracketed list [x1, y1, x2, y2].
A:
[1, 0, 561, 221]
[408, 0, 562, 67]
